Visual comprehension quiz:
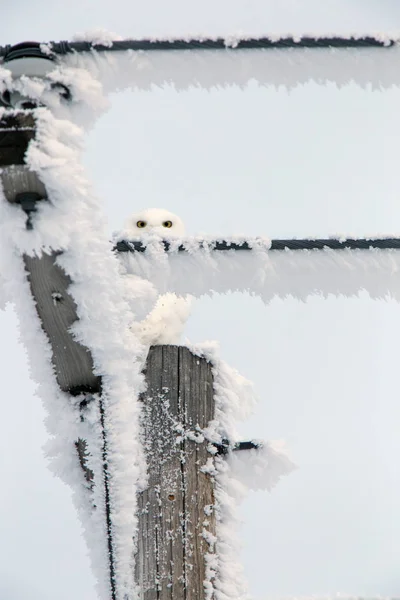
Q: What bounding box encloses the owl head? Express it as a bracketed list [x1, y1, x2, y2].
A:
[124, 208, 186, 238]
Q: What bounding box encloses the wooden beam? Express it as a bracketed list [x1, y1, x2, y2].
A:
[137, 345, 216, 600]
[23, 252, 101, 394]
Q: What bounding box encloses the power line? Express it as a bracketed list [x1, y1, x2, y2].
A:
[0, 36, 395, 58]
[114, 238, 400, 253]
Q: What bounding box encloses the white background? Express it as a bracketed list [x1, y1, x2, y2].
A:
[1, 2, 400, 598]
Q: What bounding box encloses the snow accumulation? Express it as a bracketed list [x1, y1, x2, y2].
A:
[117, 237, 400, 304]
[60, 42, 400, 92]
[0, 63, 147, 600]
[189, 341, 296, 600]
[72, 28, 125, 47]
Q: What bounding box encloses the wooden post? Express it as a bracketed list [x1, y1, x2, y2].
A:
[136, 345, 216, 600]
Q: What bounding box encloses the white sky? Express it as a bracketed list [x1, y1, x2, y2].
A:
[1, 2, 400, 599]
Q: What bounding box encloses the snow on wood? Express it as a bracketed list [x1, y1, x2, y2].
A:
[187, 341, 295, 600]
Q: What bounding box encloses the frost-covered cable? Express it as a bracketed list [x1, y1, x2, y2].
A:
[115, 237, 400, 253]
[116, 235, 400, 302]
[0, 36, 395, 58]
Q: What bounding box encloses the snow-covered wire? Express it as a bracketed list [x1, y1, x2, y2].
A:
[0, 35, 395, 59]
[117, 236, 400, 304]
[115, 237, 400, 253]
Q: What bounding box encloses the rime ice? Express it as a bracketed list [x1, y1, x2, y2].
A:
[0, 84, 146, 599]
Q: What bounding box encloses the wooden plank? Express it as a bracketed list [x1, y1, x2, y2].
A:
[136, 345, 216, 600]
[23, 252, 101, 394]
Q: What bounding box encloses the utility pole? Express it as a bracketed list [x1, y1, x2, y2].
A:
[0, 110, 116, 598]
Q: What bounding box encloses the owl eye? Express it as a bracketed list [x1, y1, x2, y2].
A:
[136, 220, 147, 228]
[163, 220, 173, 228]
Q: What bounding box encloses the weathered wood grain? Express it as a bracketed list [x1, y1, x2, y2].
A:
[179, 347, 215, 600]
[23, 252, 101, 394]
[136, 345, 216, 600]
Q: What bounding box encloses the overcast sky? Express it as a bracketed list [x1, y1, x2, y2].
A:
[1, 2, 400, 599]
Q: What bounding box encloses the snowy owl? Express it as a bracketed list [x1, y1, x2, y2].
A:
[124, 208, 186, 239]
[123, 208, 192, 346]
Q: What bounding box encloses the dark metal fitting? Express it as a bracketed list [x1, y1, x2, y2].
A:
[14, 191, 43, 229]
[214, 438, 261, 455]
